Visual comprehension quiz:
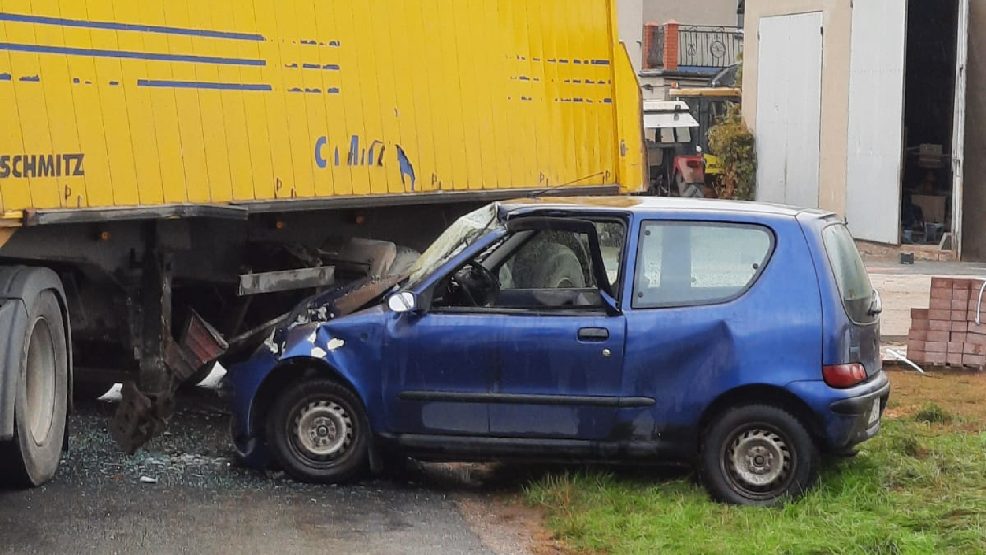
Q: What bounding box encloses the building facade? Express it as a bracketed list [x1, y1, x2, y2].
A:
[620, 1, 745, 100]
[742, 0, 985, 259]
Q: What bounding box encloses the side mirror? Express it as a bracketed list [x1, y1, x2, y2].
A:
[867, 290, 883, 316]
[387, 291, 418, 314]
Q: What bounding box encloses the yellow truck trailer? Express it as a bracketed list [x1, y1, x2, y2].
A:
[0, 0, 643, 485]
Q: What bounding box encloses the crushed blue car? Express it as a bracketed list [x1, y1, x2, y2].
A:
[228, 198, 890, 506]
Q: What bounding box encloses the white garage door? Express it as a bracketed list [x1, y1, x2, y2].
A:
[755, 12, 824, 208]
[845, 0, 908, 244]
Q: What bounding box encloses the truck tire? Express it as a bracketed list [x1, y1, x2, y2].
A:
[0, 289, 69, 487]
[534, 247, 586, 289]
[511, 236, 588, 289]
[699, 404, 819, 506]
[265, 378, 370, 484]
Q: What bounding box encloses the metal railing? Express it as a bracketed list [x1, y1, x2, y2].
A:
[678, 25, 743, 69]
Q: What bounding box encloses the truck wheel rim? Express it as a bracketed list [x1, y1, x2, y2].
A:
[723, 427, 793, 498]
[25, 318, 56, 445]
[293, 400, 353, 460]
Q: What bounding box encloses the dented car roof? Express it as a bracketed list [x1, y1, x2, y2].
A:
[499, 196, 837, 220]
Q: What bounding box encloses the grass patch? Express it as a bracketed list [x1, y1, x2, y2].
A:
[913, 403, 954, 425]
[525, 373, 986, 554]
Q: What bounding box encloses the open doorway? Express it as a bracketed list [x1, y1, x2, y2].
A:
[900, 0, 960, 246]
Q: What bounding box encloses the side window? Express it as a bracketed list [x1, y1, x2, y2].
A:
[633, 222, 773, 308]
[596, 221, 626, 290]
[498, 230, 596, 290]
[490, 221, 626, 310]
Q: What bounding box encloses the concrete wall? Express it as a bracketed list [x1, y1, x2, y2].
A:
[619, 0, 645, 74]
[643, 0, 739, 27]
[640, 74, 714, 101]
[962, 2, 986, 260]
[742, 0, 853, 215]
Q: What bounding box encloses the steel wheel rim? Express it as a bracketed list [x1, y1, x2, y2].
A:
[291, 400, 354, 462]
[721, 425, 794, 500]
[24, 318, 56, 445]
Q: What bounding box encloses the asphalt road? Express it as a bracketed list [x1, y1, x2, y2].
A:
[0, 391, 531, 555]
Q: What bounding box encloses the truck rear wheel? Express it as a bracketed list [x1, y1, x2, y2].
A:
[0, 289, 69, 487]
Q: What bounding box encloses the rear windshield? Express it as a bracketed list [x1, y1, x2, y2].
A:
[822, 224, 876, 324]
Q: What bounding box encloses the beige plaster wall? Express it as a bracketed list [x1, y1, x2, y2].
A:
[643, 0, 739, 27]
[742, 0, 853, 215]
[619, 0, 645, 74]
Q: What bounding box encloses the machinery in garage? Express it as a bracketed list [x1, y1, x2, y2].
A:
[643, 100, 705, 197]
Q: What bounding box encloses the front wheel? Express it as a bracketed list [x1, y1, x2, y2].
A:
[700, 405, 819, 506]
[265, 378, 370, 484]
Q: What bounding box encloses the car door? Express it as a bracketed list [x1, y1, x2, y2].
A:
[487, 218, 632, 440]
[489, 312, 628, 439]
[380, 220, 506, 438]
[383, 311, 497, 436]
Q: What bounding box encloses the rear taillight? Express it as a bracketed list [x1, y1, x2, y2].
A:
[823, 364, 868, 388]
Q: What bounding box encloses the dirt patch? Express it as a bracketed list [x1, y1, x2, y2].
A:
[458, 495, 566, 555]
[406, 462, 567, 554]
[886, 369, 986, 429]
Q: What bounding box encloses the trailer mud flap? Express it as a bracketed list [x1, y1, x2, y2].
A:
[111, 312, 227, 453]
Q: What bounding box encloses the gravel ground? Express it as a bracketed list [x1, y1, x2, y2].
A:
[0, 390, 536, 555]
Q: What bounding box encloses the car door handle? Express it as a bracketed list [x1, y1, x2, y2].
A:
[578, 327, 609, 342]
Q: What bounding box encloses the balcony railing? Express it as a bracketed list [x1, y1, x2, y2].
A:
[644, 23, 743, 72]
[679, 25, 743, 68]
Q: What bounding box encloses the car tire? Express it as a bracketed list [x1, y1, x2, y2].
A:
[700, 404, 819, 506]
[0, 290, 69, 488]
[265, 378, 370, 484]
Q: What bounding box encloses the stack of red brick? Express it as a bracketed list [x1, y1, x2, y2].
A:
[908, 278, 986, 369]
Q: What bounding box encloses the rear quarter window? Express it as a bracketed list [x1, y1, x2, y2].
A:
[822, 224, 877, 324]
[633, 222, 774, 308]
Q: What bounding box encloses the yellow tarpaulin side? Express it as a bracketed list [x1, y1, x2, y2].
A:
[0, 0, 644, 211]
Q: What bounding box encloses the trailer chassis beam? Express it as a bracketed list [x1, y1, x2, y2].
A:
[111, 243, 226, 453]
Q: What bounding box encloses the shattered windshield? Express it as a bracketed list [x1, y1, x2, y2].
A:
[405, 204, 500, 287]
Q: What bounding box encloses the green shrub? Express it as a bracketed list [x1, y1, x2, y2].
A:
[708, 104, 756, 201]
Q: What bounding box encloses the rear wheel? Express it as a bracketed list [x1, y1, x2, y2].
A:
[0, 290, 69, 487]
[700, 405, 818, 506]
[674, 173, 688, 196]
[265, 378, 370, 483]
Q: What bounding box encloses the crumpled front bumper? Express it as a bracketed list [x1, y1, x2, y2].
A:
[226, 349, 280, 468]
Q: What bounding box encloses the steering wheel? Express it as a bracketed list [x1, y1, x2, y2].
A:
[455, 260, 500, 307]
